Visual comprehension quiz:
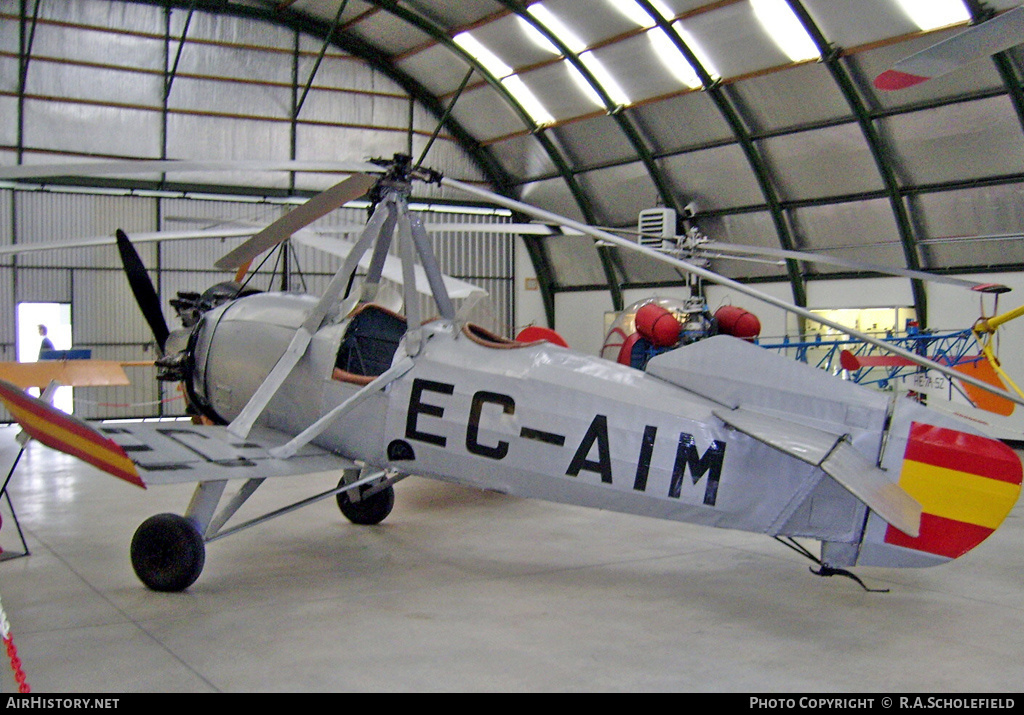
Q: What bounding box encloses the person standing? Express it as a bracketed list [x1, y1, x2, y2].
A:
[37, 324, 55, 359]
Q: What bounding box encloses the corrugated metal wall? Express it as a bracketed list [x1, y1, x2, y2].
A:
[0, 0, 514, 422]
[0, 183, 512, 419]
[0, 188, 514, 422]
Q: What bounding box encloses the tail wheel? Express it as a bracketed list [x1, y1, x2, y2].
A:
[130, 513, 206, 592]
[337, 483, 395, 525]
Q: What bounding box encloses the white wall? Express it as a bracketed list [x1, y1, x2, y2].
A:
[514, 236, 546, 335]
[554, 291, 616, 355]
[526, 274, 1024, 401]
[927, 271, 1024, 393]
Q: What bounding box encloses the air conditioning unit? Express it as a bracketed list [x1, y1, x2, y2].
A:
[637, 208, 677, 248]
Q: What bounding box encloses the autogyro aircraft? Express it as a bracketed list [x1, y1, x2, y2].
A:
[0, 154, 1021, 593]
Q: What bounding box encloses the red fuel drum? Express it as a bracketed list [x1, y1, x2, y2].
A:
[634, 304, 681, 347]
[516, 326, 569, 347]
[715, 305, 760, 341]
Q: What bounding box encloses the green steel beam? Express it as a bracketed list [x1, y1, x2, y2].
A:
[124, 0, 515, 195]
[635, 0, 808, 311]
[788, 0, 928, 326]
[359, 0, 616, 315]
[496, 0, 694, 312]
[495, 0, 678, 215]
[16, 0, 42, 164]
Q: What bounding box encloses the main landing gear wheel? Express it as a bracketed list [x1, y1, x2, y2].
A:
[337, 482, 395, 525]
[130, 513, 206, 592]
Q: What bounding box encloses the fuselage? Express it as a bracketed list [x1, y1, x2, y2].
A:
[186, 291, 867, 538]
[183, 291, 1022, 570]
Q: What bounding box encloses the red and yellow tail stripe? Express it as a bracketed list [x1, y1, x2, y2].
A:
[0, 379, 144, 488]
[885, 422, 1021, 559]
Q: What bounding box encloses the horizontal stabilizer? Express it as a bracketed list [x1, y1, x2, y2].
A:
[712, 406, 840, 466]
[648, 336, 891, 436]
[0, 379, 359, 488]
[0, 379, 143, 487]
[94, 422, 359, 486]
[821, 440, 921, 538]
[714, 406, 921, 537]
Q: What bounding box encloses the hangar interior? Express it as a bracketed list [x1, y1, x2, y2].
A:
[0, 0, 1023, 692]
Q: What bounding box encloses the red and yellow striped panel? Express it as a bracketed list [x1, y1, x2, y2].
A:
[0, 379, 144, 488]
[885, 422, 1021, 558]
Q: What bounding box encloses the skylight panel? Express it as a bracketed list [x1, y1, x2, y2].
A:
[502, 75, 556, 126]
[581, 52, 631, 106]
[527, 3, 587, 53]
[607, 0, 703, 89]
[567, 64, 605, 107]
[527, 3, 630, 108]
[453, 32, 513, 78]
[673, 23, 721, 82]
[608, 0, 657, 28]
[649, 0, 675, 21]
[750, 0, 820, 63]
[517, 16, 560, 55]
[895, 0, 970, 31]
[648, 27, 702, 89]
[453, 31, 554, 127]
[608, 0, 676, 26]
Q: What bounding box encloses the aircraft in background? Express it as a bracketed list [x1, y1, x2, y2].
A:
[593, 214, 1024, 436]
[875, 4, 1024, 90]
[0, 155, 1020, 594]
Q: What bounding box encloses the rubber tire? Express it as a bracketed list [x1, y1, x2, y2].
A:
[130, 513, 206, 592]
[337, 483, 395, 525]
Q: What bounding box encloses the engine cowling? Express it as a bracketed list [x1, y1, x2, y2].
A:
[184, 292, 321, 424]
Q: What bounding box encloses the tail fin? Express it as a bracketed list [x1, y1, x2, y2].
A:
[0, 379, 144, 488]
[860, 419, 1021, 567]
[955, 357, 1015, 416]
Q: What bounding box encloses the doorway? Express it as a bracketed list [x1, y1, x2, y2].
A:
[17, 302, 73, 413]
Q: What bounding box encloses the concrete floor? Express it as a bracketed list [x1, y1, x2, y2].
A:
[0, 428, 1022, 693]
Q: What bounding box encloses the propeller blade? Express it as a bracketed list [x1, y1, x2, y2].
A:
[875, 6, 1024, 90]
[214, 173, 377, 271]
[442, 177, 1024, 410]
[115, 229, 170, 354]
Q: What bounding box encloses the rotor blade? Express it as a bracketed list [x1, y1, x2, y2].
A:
[0, 159, 384, 181]
[225, 195, 397, 439]
[290, 230, 486, 299]
[0, 226, 258, 257]
[115, 229, 170, 354]
[699, 241, 987, 291]
[443, 177, 1024, 410]
[875, 6, 1024, 90]
[313, 222, 583, 236]
[596, 226, 993, 291]
[214, 173, 376, 271]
